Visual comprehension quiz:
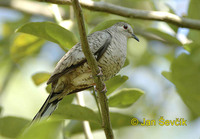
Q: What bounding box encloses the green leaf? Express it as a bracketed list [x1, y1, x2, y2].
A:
[90, 19, 132, 34]
[59, 94, 75, 105]
[162, 45, 200, 116]
[161, 71, 172, 81]
[65, 112, 139, 136]
[183, 42, 199, 52]
[146, 28, 182, 46]
[110, 112, 138, 128]
[45, 84, 52, 93]
[16, 22, 77, 51]
[123, 58, 130, 67]
[105, 75, 128, 95]
[0, 106, 2, 114]
[32, 72, 51, 86]
[188, 0, 200, 19]
[52, 104, 100, 124]
[10, 34, 45, 62]
[108, 88, 144, 108]
[18, 120, 62, 139]
[0, 116, 30, 138]
[187, 0, 200, 45]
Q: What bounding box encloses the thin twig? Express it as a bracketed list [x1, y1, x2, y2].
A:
[92, 87, 102, 122]
[49, 4, 63, 23]
[76, 93, 94, 139]
[0, 63, 16, 98]
[72, 0, 114, 138]
[41, 0, 200, 30]
[62, 121, 67, 139]
[50, 4, 94, 138]
[1, 1, 191, 42]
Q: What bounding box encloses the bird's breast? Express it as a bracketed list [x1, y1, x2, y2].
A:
[98, 36, 127, 81]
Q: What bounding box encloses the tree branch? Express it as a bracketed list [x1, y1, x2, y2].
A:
[0, 0, 192, 43]
[71, 0, 114, 138]
[0, 0, 65, 18]
[49, 3, 94, 138]
[41, 0, 200, 30]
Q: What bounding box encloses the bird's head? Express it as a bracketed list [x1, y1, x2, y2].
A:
[112, 22, 139, 42]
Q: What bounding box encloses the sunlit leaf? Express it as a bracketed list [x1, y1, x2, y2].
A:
[108, 88, 144, 108]
[52, 104, 100, 124]
[18, 120, 62, 139]
[162, 45, 200, 116]
[45, 84, 52, 93]
[65, 112, 140, 136]
[105, 75, 128, 95]
[146, 28, 182, 46]
[16, 22, 77, 51]
[32, 72, 51, 86]
[10, 34, 45, 62]
[0, 116, 30, 138]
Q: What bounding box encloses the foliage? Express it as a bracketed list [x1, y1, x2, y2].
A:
[32, 72, 51, 86]
[162, 46, 200, 116]
[105, 75, 128, 95]
[108, 88, 144, 108]
[0, 0, 200, 138]
[52, 104, 101, 124]
[10, 34, 45, 63]
[17, 120, 62, 139]
[64, 112, 140, 136]
[16, 22, 78, 51]
[0, 116, 30, 138]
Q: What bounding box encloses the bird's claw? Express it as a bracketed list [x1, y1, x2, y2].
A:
[101, 84, 107, 93]
[94, 83, 107, 93]
[96, 67, 103, 77]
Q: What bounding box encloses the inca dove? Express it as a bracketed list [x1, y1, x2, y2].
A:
[32, 22, 139, 121]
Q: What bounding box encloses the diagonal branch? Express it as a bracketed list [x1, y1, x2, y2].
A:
[50, 4, 94, 138]
[71, 0, 114, 139]
[41, 0, 200, 30]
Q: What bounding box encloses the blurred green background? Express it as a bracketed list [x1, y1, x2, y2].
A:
[0, 0, 200, 139]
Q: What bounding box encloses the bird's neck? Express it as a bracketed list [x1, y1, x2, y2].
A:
[106, 29, 127, 42]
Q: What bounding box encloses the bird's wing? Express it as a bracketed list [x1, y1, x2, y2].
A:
[47, 31, 112, 84]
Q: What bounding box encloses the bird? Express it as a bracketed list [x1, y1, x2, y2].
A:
[32, 22, 139, 122]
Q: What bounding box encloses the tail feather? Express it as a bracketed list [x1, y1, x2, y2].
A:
[32, 92, 62, 123]
[31, 86, 92, 124]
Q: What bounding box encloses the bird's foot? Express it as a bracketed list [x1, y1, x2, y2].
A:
[94, 83, 107, 93]
[89, 67, 103, 79]
[101, 83, 107, 93]
[96, 66, 103, 77]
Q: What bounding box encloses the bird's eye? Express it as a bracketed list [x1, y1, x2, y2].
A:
[123, 25, 128, 30]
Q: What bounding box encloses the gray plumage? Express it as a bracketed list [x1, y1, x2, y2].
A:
[32, 22, 139, 122]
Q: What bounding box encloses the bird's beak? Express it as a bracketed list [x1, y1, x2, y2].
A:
[132, 34, 139, 42]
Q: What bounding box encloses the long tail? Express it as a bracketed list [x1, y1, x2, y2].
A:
[32, 92, 62, 123]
